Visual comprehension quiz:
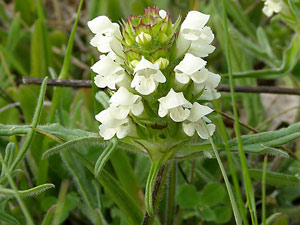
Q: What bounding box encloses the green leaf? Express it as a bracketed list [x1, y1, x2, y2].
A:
[288, 0, 300, 22]
[41, 205, 56, 225]
[224, 0, 256, 39]
[8, 77, 48, 174]
[213, 205, 232, 224]
[94, 139, 117, 176]
[199, 183, 226, 207]
[73, 150, 143, 225]
[270, 214, 288, 225]
[228, 121, 300, 157]
[249, 169, 300, 186]
[176, 184, 201, 209]
[0, 212, 20, 225]
[0, 183, 55, 199]
[42, 137, 105, 159]
[14, 0, 34, 24]
[0, 44, 28, 76]
[196, 205, 216, 221]
[229, 35, 300, 79]
[30, 19, 50, 77]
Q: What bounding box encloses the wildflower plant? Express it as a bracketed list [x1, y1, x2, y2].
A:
[88, 7, 220, 215]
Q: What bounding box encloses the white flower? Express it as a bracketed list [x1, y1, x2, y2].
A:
[182, 102, 215, 139]
[262, 0, 283, 17]
[180, 11, 210, 41]
[159, 10, 167, 19]
[92, 56, 127, 90]
[95, 107, 132, 140]
[88, 16, 124, 57]
[188, 27, 215, 58]
[158, 89, 192, 122]
[176, 11, 215, 58]
[131, 57, 166, 95]
[193, 69, 221, 100]
[109, 87, 144, 119]
[174, 53, 207, 84]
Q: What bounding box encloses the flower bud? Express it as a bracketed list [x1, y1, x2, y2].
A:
[135, 32, 152, 46]
[154, 57, 169, 70]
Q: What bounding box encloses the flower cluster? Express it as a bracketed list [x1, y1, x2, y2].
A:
[88, 7, 221, 152]
[262, 0, 284, 17]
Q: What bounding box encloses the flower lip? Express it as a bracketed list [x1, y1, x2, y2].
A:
[158, 89, 192, 110]
[175, 53, 207, 75]
[134, 57, 159, 73]
[181, 11, 210, 32]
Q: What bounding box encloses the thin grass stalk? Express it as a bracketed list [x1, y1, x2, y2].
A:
[52, 180, 69, 225]
[221, 1, 258, 224]
[204, 120, 242, 225]
[47, 0, 84, 122]
[214, 100, 249, 225]
[0, 154, 35, 225]
[262, 155, 268, 225]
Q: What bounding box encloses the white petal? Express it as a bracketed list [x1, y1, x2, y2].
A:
[175, 32, 191, 58]
[189, 43, 215, 58]
[158, 103, 169, 118]
[99, 125, 116, 140]
[175, 72, 190, 84]
[181, 11, 210, 41]
[91, 56, 123, 75]
[190, 70, 208, 84]
[131, 101, 144, 116]
[90, 34, 113, 53]
[110, 106, 130, 120]
[158, 89, 192, 110]
[134, 57, 159, 73]
[170, 107, 190, 122]
[175, 53, 206, 74]
[159, 9, 167, 19]
[188, 102, 213, 122]
[109, 87, 140, 106]
[153, 71, 166, 83]
[195, 121, 215, 139]
[88, 16, 116, 34]
[135, 77, 157, 95]
[116, 123, 130, 139]
[182, 122, 196, 136]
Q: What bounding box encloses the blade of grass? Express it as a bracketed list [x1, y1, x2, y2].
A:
[47, 0, 84, 122]
[0, 153, 35, 225]
[262, 155, 268, 225]
[221, 1, 258, 224]
[41, 205, 56, 225]
[203, 120, 242, 225]
[72, 150, 143, 225]
[36, 0, 51, 76]
[52, 180, 69, 225]
[214, 100, 249, 225]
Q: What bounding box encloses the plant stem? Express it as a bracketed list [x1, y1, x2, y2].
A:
[0, 153, 35, 225]
[262, 155, 268, 225]
[221, 0, 258, 224]
[214, 100, 249, 225]
[142, 164, 168, 225]
[165, 162, 176, 225]
[19, 77, 300, 96]
[205, 123, 242, 225]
